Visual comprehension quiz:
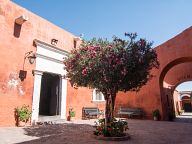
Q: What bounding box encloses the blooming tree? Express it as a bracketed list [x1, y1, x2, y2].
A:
[64, 33, 159, 129]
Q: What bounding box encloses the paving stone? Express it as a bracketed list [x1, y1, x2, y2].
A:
[0, 119, 192, 144]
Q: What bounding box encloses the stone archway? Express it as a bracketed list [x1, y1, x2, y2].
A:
[154, 27, 192, 120]
[159, 58, 192, 120]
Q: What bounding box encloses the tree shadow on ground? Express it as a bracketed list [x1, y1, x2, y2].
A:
[17, 123, 97, 144]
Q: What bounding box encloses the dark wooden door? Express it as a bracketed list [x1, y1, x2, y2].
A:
[184, 103, 192, 112]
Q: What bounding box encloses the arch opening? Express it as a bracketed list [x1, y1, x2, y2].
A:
[173, 82, 192, 115]
[159, 57, 192, 120]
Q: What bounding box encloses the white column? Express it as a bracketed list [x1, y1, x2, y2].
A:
[60, 76, 67, 119]
[31, 70, 43, 123]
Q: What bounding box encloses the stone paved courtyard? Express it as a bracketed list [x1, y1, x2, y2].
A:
[0, 119, 192, 144]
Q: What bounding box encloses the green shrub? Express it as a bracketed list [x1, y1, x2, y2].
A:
[69, 108, 75, 117]
[15, 105, 31, 122]
[152, 109, 160, 118]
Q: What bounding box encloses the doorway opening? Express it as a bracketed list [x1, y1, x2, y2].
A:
[39, 72, 61, 116]
[174, 82, 192, 114]
[172, 81, 192, 122]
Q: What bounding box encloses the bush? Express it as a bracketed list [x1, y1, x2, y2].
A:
[152, 109, 160, 118]
[15, 105, 31, 122]
[69, 108, 75, 117]
[94, 118, 128, 137]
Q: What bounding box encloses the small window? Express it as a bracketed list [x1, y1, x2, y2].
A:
[74, 40, 77, 48]
[92, 89, 105, 102]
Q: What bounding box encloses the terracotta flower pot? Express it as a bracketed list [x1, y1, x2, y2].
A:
[153, 116, 158, 121]
[17, 121, 27, 127]
[70, 117, 75, 121]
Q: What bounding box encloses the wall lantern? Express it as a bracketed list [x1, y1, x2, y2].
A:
[15, 15, 29, 25]
[19, 51, 36, 81]
[28, 53, 36, 64]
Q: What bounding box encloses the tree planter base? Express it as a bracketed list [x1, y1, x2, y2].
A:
[94, 134, 130, 141]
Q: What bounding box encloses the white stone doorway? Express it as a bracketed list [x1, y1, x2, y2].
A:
[31, 40, 68, 123]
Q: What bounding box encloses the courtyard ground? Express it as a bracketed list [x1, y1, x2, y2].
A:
[0, 119, 192, 144]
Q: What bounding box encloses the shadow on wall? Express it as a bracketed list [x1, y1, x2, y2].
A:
[13, 23, 21, 38]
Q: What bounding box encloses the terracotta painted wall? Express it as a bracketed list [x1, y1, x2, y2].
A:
[66, 82, 105, 120]
[115, 74, 162, 119]
[0, 0, 75, 126]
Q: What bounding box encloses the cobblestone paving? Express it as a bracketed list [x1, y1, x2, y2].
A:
[0, 119, 192, 144]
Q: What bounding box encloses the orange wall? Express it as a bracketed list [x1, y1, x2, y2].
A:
[0, 0, 74, 126]
[66, 82, 105, 119]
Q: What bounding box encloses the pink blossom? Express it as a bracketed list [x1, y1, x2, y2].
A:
[108, 45, 113, 48]
[121, 68, 128, 76]
[82, 67, 88, 76]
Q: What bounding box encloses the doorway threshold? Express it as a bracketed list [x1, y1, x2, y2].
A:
[38, 115, 66, 124]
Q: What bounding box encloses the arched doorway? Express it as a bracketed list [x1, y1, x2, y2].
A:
[182, 96, 192, 112]
[159, 58, 192, 120]
[173, 82, 192, 114]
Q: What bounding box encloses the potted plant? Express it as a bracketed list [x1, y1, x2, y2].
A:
[68, 108, 75, 121]
[152, 109, 160, 121]
[15, 105, 31, 126]
[94, 118, 129, 139]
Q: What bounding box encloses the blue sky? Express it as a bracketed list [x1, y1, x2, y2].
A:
[12, 0, 192, 46]
[176, 82, 192, 91]
[12, 0, 192, 91]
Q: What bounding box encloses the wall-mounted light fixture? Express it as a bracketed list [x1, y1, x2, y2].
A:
[19, 51, 36, 81]
[27, 53, 36, 64]
[15, 15, 29, 25]
[51, 39, 58, 46]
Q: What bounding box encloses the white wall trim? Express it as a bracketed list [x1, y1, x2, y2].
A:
[31, 70, 43, 123]
[61, 76, 67, 119]
[92, 89, 105, 102]
[36, 53, 63, 64]
[34, 39, 68, 55]
[32, 40, 68, 123]
[180, 94, 191, 100]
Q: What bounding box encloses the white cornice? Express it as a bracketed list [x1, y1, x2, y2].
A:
[34, 39, 69, 55]
[36, 53, 63, 64]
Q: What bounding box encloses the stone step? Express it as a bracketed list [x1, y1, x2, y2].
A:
[36, 116, 66, 125]
[174, 118, 192, 123]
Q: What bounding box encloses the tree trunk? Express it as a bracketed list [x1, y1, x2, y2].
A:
[104, 90, 117, 130]
[105, 97, 112, 130]
[111, 90, 117, 118]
